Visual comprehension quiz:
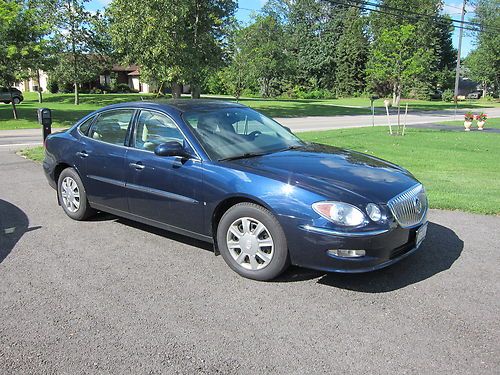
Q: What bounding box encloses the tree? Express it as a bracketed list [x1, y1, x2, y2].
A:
[0, 0, 48, 118]
[368, 0, 454, 99]
[366, 24, 432, 105]
[235, 14, 290, 97]
[333, 7, 369, 96]
[109, 0, 236, 99]
[465, 0, 500, 97]
[48, 1, 111, 105]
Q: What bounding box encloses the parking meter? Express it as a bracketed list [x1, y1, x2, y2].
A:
[37, 108, 52, 141]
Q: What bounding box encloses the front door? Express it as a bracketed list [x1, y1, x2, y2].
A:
[82, 109, 135, 212]
[125, 110, 204, 234]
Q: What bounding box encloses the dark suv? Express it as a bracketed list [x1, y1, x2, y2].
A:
[0, 87, 24, 104]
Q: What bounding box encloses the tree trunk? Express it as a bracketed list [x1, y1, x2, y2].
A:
[392, 83, 398, 107]
[171, 82, 182, 99]
[74, 83, 79, 105]
[191, 85, 201, 99]
[37, 69, 43, 103]
[482, 81, 487, 98]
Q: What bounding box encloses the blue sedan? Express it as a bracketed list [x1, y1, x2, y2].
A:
[43, 100, 428, 280]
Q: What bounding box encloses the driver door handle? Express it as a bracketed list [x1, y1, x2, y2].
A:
[129, 162, 145, 170]
[76, 151, 88, 158]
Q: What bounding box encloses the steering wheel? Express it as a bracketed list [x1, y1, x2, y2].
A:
[248, 130, 262, 140]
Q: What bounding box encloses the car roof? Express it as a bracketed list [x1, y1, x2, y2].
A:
[97, 99, 246, 115]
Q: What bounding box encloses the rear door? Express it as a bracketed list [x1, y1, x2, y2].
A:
[125, 110, 204, 233]
[80, 109, 135, 212]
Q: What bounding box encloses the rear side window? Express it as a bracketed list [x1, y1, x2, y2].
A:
[89, 110, 134, 146]
[78, 116, 95, 135]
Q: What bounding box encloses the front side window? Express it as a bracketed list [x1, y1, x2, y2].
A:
[134, 110, 185, 151]
[183, 107, 303, 161]
[89, 110, 134, 146]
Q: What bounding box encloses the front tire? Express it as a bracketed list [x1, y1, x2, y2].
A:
[57, 168, 95, 220]
[12, 97, 21, 105]
[217, 203, 290, 281]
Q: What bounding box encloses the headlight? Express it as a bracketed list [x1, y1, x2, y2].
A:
[366, 203, 382, 222]
[312, 201, 366, 226]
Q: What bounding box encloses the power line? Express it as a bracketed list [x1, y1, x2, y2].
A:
[358, 0, 486, 30]
[324, 0, 494, 33]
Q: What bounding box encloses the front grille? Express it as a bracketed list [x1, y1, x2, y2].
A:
[387, 184, 428, 228]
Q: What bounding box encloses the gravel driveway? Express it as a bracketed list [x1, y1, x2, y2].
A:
[1, 148, 499, 374]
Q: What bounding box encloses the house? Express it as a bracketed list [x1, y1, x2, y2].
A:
[15, 64, 157, 94]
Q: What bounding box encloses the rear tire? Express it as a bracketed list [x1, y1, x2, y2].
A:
[57, 168, 95, 220]
[217, 202, 290, 281]
[12, 97, 21, 105]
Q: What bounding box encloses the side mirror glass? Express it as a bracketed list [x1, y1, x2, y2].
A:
[154, 141, 190, 158]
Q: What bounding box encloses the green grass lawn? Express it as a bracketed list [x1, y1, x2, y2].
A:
[21, 126, 500, 215]
[0, 92, 156, 130]
[2, 92, 498, 130]
[436, 117, 500, 129]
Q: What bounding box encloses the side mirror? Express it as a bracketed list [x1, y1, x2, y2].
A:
[154, 141, 190, 158]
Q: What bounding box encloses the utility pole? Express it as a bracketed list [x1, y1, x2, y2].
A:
[453, 0, 467, 118]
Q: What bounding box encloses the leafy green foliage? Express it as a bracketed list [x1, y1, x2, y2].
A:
[441, 89, 454, 102]
[367, 24, 432, 103]
[108, 0, 236, 98]
[0, 0, 50, 117]
[465, 0, 500, 97]
[44, 0, 112, 105]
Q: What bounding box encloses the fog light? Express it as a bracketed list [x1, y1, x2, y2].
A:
[327, 249, 366, 258]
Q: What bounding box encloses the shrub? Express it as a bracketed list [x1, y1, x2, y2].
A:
[408, 81, 433, 100]
[113, 83, 132, 93]
[48, 81, 59, 94]
[442, 89, 454, 102]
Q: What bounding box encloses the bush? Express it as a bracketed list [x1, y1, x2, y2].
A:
[292, 87, 336, 99]
[48, 81, 59, 94]
[112, 83, 132, 93]
[408, 81, 433, 100]
[442, 89, 454, 102]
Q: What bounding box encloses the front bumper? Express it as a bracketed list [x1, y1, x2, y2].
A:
[286, 221, 427, 273]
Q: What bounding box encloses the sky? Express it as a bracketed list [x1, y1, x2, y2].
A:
[86, 0, 476, 56]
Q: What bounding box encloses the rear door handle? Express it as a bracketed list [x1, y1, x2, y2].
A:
[129, 162, 145, 170]
[76, 151, 88, 158]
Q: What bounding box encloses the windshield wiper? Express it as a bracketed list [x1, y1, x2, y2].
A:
[279, 144, 306, 152]
[219, 151, 271, 162]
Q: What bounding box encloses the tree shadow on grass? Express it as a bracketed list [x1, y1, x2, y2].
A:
[277, 222, 463, 293]
[0, 199, 41, 264]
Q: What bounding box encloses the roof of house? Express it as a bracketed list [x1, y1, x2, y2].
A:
[111, 64, 139, 72]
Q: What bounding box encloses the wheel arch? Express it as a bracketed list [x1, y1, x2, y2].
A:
[54, 163, 84, 206]
[210, 195, 277, 255]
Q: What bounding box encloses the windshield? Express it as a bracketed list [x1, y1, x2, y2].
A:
[182, 107, 304, 160]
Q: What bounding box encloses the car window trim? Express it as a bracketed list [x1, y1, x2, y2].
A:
[130, 108, 202, 162]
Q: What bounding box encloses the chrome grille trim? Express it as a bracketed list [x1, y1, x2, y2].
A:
[387, 184, 428, 228]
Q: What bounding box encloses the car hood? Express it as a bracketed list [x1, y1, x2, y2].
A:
[227, 143, 420, 203]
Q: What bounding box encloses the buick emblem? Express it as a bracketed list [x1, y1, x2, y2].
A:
[414, 197, 422, 213]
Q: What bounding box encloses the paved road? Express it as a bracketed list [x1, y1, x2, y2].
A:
[2, 107, 500, 147]
[0, 148, 499, 374]
[276, 107, 500, 132]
